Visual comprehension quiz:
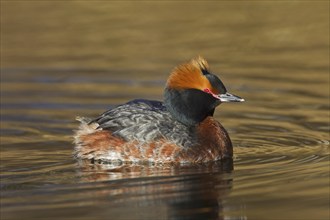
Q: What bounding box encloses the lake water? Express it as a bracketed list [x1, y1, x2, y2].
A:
[1, 1, 329, 220]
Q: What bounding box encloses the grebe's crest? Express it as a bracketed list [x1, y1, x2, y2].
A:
[191, 56, 209, 72]
[166, 56, 220, 95]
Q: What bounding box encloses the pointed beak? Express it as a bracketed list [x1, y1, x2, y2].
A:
[217, 92, 245, 103]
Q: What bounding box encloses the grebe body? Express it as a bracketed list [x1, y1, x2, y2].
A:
[74, 57, 244, 163]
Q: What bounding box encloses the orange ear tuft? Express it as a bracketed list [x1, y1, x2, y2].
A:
[166, 57, 217, 93]
[191, 56, 209, 71]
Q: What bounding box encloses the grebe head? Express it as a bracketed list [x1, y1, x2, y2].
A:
[164, 56, 244, 126]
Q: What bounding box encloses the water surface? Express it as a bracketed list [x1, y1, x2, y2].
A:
[1, 2, 329, 220]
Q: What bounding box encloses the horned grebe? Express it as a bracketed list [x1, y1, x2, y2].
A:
[74, 57, 244, 163]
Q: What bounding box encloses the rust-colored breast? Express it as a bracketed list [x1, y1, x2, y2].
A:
[176, 117, 233, 162]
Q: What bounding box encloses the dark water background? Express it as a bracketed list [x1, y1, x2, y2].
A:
[1, 1, 329, 220]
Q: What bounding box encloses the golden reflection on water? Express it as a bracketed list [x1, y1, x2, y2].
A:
[1, 1, 329, 220]
[2, 1, 329, 71]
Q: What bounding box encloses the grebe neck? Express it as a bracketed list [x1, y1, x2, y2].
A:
[164, 88, 220, 127]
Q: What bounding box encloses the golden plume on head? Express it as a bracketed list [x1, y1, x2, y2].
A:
[190, 56, 209, 72]
[166, 56, 218, 94]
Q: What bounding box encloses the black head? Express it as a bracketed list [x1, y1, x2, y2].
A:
[164, 57, 244, 126]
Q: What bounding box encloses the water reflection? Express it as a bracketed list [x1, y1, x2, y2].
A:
[75, 159, 236, 220]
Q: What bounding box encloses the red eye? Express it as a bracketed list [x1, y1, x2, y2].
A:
[203, 88, 212, 94]
[203, 88, 221, 100]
